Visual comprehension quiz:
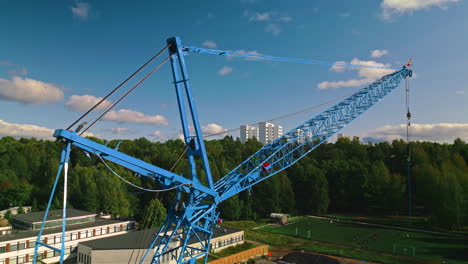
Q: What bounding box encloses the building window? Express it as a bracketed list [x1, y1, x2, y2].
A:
[17, 255, 26, 264]
[102, 228, 107, 235]
[10, 257, 17, 264]
[0, 259, 5, 264]
[56, 236, 61, 243]
[71, 233, 78, 240]
[10, 243, 18, 251]
[18, 243, 25, 250]
[0, 245, 6, 253]
[96, 228, 102, 236]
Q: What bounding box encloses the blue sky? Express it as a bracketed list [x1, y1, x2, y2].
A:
[0, 0, 467, 142]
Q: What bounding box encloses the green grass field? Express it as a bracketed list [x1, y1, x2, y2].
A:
[260, 217, 468, 264]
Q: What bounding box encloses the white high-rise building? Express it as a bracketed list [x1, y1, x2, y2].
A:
[240, 125, 258, 143]
[258, 122, 283, 144]
[293, 129, 312, 143]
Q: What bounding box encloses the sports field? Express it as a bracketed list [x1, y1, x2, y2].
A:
[260, 217, 468, 264]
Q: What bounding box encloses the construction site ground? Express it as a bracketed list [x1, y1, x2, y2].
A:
[223, 218, 468, 264]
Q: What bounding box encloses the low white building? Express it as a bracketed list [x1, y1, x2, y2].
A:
[77, 227, 244, 264]
[0, 209, 134, 264]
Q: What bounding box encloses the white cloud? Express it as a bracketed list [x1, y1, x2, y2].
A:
[350, 58, 394, 79]
[318, 59, 394, 90]
[249, 12, 272, 22]
[202, 123, 227, 135]
[65, 94, 111, 112]
[150, 130, 184, 142]
[381, 0, 460, 20]
[0, 120, 94, 139]
[150, 130, 169, 142]
[202, 40, 217, 49]
[0, 61, 28, 76]
[279, 16, 292, 22]
[330, 61, 348, 72]
[103, 109, 169, 125]
[363, 123, 468, 143]
[338, 12, 351, 17]
[244, 11, 291, 35]
[0, 120, 54, 139]
[455, 90, 465, 95]
[265, 24, 281, 36]
[318, 79, 371, 90]
[218, 66, 233, 76]
[71, 1, 91, 20]
[108, 127, 131, 135]
[0, 76, 64, 104]
[370, 49, 389, 58]
[8, 67, 28, 76]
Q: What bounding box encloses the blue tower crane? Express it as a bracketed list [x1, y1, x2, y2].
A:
[33, 37, 412, 264]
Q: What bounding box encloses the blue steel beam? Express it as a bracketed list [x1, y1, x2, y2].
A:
[167, 37, 214, 190]
[53, 129, 217, 198]
[213, 68, 412, 202]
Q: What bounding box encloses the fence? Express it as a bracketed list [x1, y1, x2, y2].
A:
[208, 245, 269, 264]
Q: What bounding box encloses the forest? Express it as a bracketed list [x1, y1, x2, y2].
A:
[0, 135, 467, 230]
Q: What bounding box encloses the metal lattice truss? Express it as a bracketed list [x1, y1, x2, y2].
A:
[214, 69, 410, 201]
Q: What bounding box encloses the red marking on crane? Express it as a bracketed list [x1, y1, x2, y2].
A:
[262, 162, 271, 172]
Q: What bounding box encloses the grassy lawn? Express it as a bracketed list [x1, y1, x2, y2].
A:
[223, 221, 426, 264]
[259, 217, 468, 264]
[324, 214, 468, 236]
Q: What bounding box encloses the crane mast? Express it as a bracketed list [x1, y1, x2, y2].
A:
[33, 37, 412, 264]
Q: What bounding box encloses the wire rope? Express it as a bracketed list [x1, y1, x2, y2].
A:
[67, 44, 171, 131]
[203, 89, 358, 138]
[80, 55, 172, 135]
[97, 154, 190, 192]
[184, 46, 399, 70]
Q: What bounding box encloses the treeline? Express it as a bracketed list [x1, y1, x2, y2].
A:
[0, 136, 467, 230]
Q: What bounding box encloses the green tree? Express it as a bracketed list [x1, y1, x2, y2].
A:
[142, 199, 166, 229]
[4, 210, 12, 222]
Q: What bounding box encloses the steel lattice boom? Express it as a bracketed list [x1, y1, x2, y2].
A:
[33, 36, 412, 264]
[213, 68, 412, 202]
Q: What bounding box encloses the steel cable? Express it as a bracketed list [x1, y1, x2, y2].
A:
[97, 154, 190, 192]
[67, 44, 171, 131]
[80, 55, 172, 135]
[203, 90, 358, 138]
